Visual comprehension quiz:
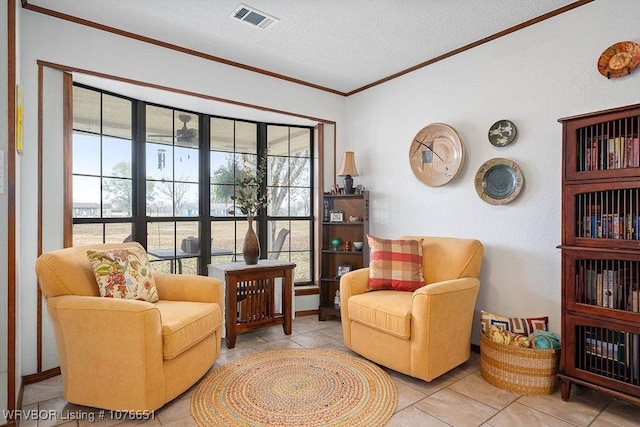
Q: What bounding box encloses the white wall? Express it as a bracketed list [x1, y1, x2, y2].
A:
[19, 10, 345, 375]
[345, 0, 640, 343]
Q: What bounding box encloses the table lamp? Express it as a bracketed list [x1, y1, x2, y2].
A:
[337, 151, 359, 194]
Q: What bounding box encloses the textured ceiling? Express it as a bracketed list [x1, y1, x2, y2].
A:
[26, 0, 584, 95]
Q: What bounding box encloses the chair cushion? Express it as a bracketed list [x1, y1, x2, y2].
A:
[367, 235, 424, 291]
[347, 290, 413, 339]
[155, 300, 222, 360]
[86, 247, 159, 302]
[481, 310, 548, 337]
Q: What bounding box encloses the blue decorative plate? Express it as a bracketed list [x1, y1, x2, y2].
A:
[474, 158, 524, 205]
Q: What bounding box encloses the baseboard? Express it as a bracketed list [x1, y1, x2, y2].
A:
[22, 367, 61, 385]
[295, 287, 319, 296]
[295, 309, 318, 317]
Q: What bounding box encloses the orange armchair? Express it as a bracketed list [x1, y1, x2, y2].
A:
[35, 242, 223, 411]
[340, 236, 483, 382]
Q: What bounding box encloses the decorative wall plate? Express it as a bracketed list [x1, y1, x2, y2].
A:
[597, 41, 640, 79]
[409, 123, 464, 187]
[474, 158, 524, 205]
[488, 120, 517, 147]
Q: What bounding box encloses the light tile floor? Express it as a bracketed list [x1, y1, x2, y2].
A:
[20, 316, 640, 426]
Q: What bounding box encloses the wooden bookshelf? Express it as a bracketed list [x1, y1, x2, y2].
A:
[318, 192, 369, 321]
[559, 103, 640, 404]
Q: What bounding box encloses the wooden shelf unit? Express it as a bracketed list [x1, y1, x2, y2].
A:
[319, 192, 369, 321]
[559, 103, 640, 404]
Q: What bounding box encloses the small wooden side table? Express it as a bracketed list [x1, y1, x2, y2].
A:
[209, 260, 295, 349]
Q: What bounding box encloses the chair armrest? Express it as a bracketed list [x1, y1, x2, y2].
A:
[339, 267, 370, 301]
[339, 268, 370, 346]
[153, 273, 223, 304]
[413, 276, 480, 297]
[411, 277, 480, 358]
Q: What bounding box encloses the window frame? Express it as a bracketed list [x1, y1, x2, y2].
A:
[70, 83, 315, 285]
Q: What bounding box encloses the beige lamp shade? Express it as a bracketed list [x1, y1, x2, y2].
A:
[337, 151, 359, 177]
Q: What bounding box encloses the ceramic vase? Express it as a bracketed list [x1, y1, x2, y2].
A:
[243, 216, 260, 265]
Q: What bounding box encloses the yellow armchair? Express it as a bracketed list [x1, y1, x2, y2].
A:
[35, 242, 223, 411]
[340, 236, 483, 382]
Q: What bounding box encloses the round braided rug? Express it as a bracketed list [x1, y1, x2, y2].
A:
[191, 348, 397, 427]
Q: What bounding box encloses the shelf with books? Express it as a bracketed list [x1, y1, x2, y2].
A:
[575, 258, 637, 310]
[560, 103, 640, 404]
[577, 134, 640, 173]
[565, 181, 640, 249]
[566, 250, 640, 321]
[565, 319, 640, 392]
[566, 104, 640, 181]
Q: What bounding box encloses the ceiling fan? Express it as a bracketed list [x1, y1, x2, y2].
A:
[149, 114, 198, 145]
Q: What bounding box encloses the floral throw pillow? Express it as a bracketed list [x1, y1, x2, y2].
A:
[366, 235, 425, 292]
[86, 247, 159, 302]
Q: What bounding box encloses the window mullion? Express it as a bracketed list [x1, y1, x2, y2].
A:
[133, 100, 148, 248]
[199, 115, 211, 274]
[257, 123, 268, 256]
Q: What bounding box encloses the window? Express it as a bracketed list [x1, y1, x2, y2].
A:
[71, 85, 314, 284]
[71, 86, 134, 245]
[145, 105, 201, 274]
[266, 125, 313, 282]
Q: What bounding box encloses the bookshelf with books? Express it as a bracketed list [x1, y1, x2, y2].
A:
[559, 104, 640, 404]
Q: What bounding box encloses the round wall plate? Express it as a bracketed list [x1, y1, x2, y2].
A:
[488, 120, 517, 147]
[409, 123, 464, 187]
[598, 41, 640, 79]
[474, 158, 524, 205]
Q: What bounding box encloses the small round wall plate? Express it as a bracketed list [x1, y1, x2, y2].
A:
[598, 41, 640, 79]
[474, 158, 524, 205]
[488, 120, 517, 147]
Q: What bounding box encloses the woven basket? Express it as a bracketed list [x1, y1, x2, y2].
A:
[480, 332, 561, 395]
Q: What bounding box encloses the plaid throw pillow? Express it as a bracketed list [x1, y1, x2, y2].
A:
[366, 235, 425, 292]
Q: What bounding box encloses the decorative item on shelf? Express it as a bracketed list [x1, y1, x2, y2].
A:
[355, 184, 365, 194]
[337, 264, 352, 278]
[330, 237, 341, 250]
[230, 155, 268, 264]
[488, 120, 518, 147]
[337, 151, 360, 194]
[474, 158, 524, 205]
[334, 290, 341, 308]
[330, 210, 344, 222]
[353, 241, 364, 252]
[349, 215, 363, 223]
[323, 200, 330, 222]
[597, 41, 640, 79]
[344, 241, 352, 251]
[331, 184, 341, 195]
[409, 123, 464, 187]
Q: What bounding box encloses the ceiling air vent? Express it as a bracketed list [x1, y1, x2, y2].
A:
[231, 4, 279, 29]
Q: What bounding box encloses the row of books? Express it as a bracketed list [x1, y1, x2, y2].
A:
[581, 213, 640, 240]
[581, 328, 639, 383]
[579, 268, 640, 311]
[578, 135, 640, 171]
